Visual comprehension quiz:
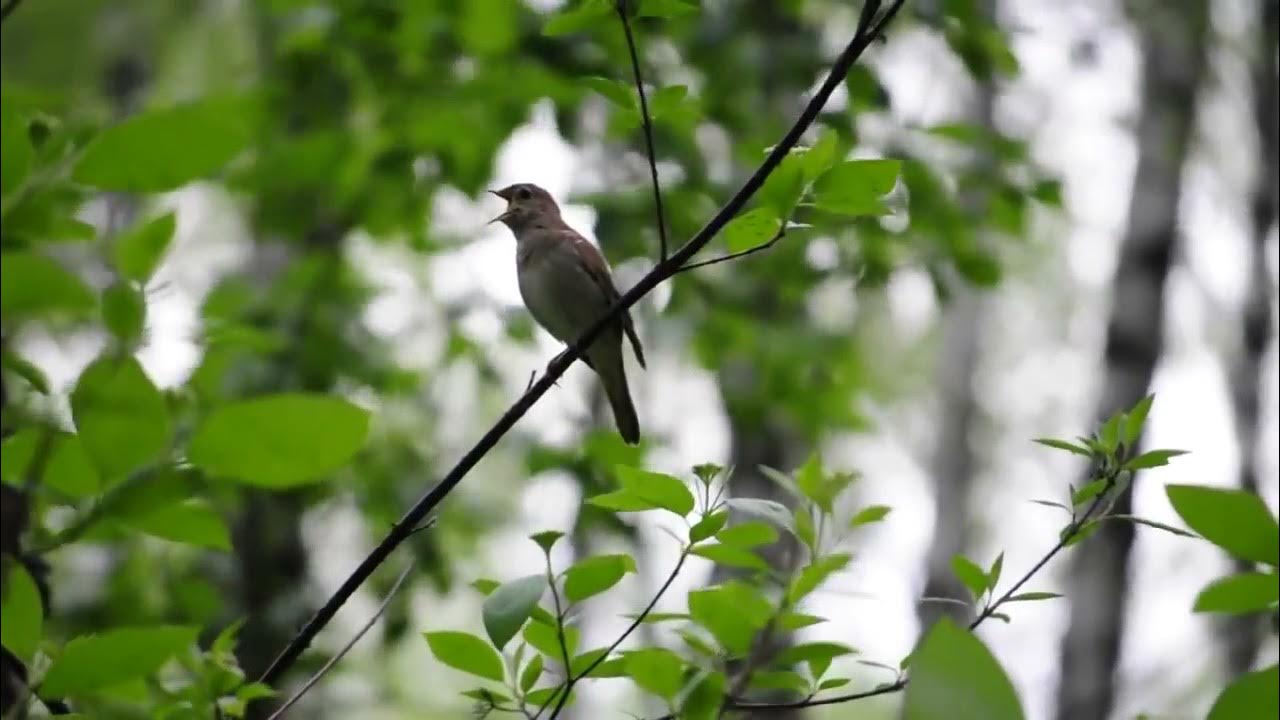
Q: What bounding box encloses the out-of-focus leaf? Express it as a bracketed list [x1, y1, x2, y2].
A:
[41, 626, 199, 697]
[424, 631, 506, 682]
[482, 575, 545, 650]
[1166, 485, 1279, 566]
[70, 356, 170, 484]
[903, 619, 1024, 720]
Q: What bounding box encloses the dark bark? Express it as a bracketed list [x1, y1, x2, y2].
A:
[1224, 0, 1279, 676]
[1055, 2, 1208, 718]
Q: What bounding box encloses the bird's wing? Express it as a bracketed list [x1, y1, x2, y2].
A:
[556, 228, 647, 369]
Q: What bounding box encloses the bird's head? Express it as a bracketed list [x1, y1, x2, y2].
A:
[488, 183, 561, 231]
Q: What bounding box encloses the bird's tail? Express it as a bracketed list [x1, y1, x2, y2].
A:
[593, 348, 640, 445]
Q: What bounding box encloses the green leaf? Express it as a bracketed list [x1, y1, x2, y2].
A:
[586, 489, 652, 512]
[575, 648, 624, 677]
[1, 251, 95, 320]
[1111, 515, 1197, 538]
[120, 500, 231, 551]
[720, 207, 782, 253]
[1123, 395, 1154, 445]
[424, 631, 506, 683]
[794, 454, 824, 507]
[801, 130, 841, 182]
[526, 686, 574, 708]
[789, 553, 853, 604]
[563, 554, 635, 603]
[850, 505, 892, 528]
[812, 159, 901, 216]
[113, 213, 176, 283]
[523, 620, 577, 660]
[581, 76, 636, 109]
[637, 0, 698, 18]
[1193, 573, 1279, 614]
[775, 641, 857, 680]
[1, 348, 50, 394]
[692, 463, 722, 486]
[482, 575, 545, 650]
[1032, 438, 1092, 457]
[543, 0, 612, 36]
[41, 625, 199, 697]
[777, 612, 828, 630]
[692, 543, 768, 570]
[520, 653, 544, 693]
[530, 530, 564, 554]
[101, 282, 146, 345]
[715, 521, 778, 548]
[188, 393, 370, 488]
[615, 465, 694, 516]
[750, 670, 809, 694]
[1207, 664, 1278, 720]
[1071, 479, 1108, 506]
[950, 555, 990, 600]
[1166, 485, 1280, 566]
[0, 564, 42, 661]
[724, 498, 796, 536]
[43, 433, 99, 498]
[988, 553, 1004, 591]
[903, 619, 1024, 720]
[649, 85, 690, 120]
[794, 505, 817, 552]
[1123, 449, 1188, 471]
[681, 669, 726, 720]
[71, 356, 170, 483]
[688, 582, 773, 655]
[623, 648, 685, 701]
[689, 510, 729, 543]
[819, 677, 852, 691]
[461, 688, 512, 707]
[1, 95, 32, 198]
[73, 95, 255, 192]
[759, 153, 807, 218]
[1005, 592, 1062, 603]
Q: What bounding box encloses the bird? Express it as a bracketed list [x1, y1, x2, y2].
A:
[489, 183, 646, 444]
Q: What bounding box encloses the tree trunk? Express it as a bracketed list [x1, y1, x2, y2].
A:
[1055, 2, 1208, 718]
[1224, 0, 1279, 677]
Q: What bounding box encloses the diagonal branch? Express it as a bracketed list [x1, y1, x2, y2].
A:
[257, 0, 907, 691]
[266, 560, 415, 720]
[615, 0, 671, 261]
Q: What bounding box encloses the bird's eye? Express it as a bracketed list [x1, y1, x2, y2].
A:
[515, 187, 532, 200]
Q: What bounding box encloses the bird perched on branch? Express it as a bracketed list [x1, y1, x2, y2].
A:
[489, 183, 646, 444]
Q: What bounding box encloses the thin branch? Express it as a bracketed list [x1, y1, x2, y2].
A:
[266, 561, 415, 720]
[531, 559, 574, 720]
[257, 0, 905, 690]
[677, 226, 787, 273]
[546, 549, 690, 720]
[615, 0, 671, 261]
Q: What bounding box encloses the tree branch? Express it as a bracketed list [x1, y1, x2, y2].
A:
[615, 0, 670, 261]
[266, 560, 415, 720]
[257, 0, 906, 690]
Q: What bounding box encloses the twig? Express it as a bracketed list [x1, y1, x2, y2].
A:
[531, 559, 575, 720]
[545, 549, 690, 720]
[615, 0, 670, 261]
[266, 561, 415, 720]
[257, 0, 905, 691]
[677, 226, 787, 273]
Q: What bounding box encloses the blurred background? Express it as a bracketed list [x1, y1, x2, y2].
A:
[1, 0, 1276, 718]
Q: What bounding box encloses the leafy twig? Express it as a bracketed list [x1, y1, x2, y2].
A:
[677, 226, 787, 273]
[545, 548, 690, 720]
[266, 560, 415, 720]
[616, 0, 670, 262]
[258, 0, 906, 690]
[532, 558, 575, 720]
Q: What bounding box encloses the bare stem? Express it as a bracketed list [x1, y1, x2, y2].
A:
[616, 0, 670, 261]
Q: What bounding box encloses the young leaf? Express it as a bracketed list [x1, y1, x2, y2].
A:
[688, 582, 773, 655]
[636, 0, 699, 19]
[1005, 592, 1062, 603]
[777, 611, 828, 630]
[563, 554, 636, 603]
[424, 631, 507, 683]
[1032, 438, 1092, 457]
[586, 489, 652, 512]
[525, 686, 572, 708]
[543, 0, 612, 36]
[1193, 572, 1280, 615]
[482, 575, 545, 651]
[1166, 485, 1280, 566]
[850, 505, 892, 528]
[523, 621, 577, 661]
[616, 465, 695, 516]
[1071, 478, 1109, 506]
[0, 565, 42, 662]
[681, 669, 727, 720]
[1, 251, 95, 320]
[988, 552, 1004, 591]
[811, 159, 901, 216]
[623, 648, 685, 701]
[1122, 449, 1188, 471]
[71, 356, 171, 484]
[725, 498, 796, 536]
[1207, 664, 1278, 720]
[530, 530, 565, 554]
[691, 463, 722, 487]
[818, 677, 852, 691]
[113, 213, 177, 283]
[750, 670, 809, 694]
[775, 641, 857, 680]
[788, 553, 853, 604]
[715, 521, 778, 548]
[689, 510, 729, 543]
[120, 500, 232, 551]
[692, 543, 768, 570]
[520, 654, 543, 693]
[950, 555, 990, 601]
[188, 393, 370, 488]
[794, 505, 817, 553]
[720, 207, 782, 253]
[1123, 394, 1154, 446]
[41, 625, 199, 697]
[580, 76, 636, 110]
[101, 282, 146, 345]
[903, 619, 1024, 720]
[73, 95, 255, 192]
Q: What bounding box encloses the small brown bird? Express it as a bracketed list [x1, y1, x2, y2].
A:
[489, 183, 646, 444]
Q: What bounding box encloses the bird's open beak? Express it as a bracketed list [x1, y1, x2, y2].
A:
[487, 189, 513, 225]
